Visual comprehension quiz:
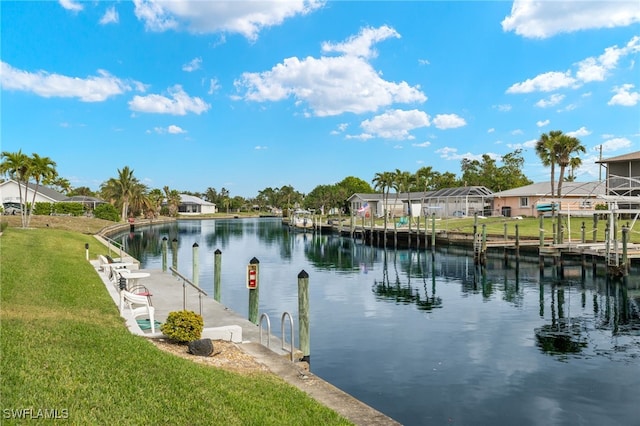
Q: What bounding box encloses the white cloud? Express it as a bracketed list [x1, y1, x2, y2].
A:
[522, 139, 538, 148]
[0, 61, 140, 102]
[600, 137, 632, 152]
[182, 57, 202, 72]
[133, 0, 324, 41]
[411, 141, 431, 148]
[487, 128, 495, 133]
[567, 126, 591, 138]
[129, 85, 210, 115]
[360, 109, 430, 139]
[435, 147, 488, 162]
[535, 93, 565, 108]
[507, 71, 577, 94]
[322, 25, 400, 59]
[508, 36, 639, 95]
[168, 125, 186, 134]
[536, 119, 550, 127]
[345, 133, 374, 141]
[208, 78, 220, 95]
[59, 0, 83, 12]
[100, 6, 119, 25]
[235, 26, 426, 117]
[502, 0, 640, 39]
[493, 104, 512, 112]
[152, 125, 186, 134]
[608, 83, 640, 106]
[254, 146, 268, 150]
[433, 114, 466, 130]
[418, 59, 430, 65]
[511, 129, 523, 135]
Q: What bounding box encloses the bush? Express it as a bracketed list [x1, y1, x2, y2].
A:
[94, 203, 120, 222]
[1, 221, 8, 232]
[53, 202, 85, 216]
[160, 310, 204, 343]
[33, 202, 54, 215]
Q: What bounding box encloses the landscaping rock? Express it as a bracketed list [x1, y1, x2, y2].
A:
[188, 338, 214, 357]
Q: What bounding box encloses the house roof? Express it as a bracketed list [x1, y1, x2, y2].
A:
[0, 179, 66, 202]
[179, 194, 215, 206]
[62, 195, 106, 204]
[492, 181, 606, 198]
[596, 150, 640, 163]
[348, 186, 493, 202]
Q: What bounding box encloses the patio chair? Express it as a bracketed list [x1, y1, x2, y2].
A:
[120, 289, 156, 334]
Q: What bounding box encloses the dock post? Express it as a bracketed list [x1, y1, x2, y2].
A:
[171, 238, 178, 275]
[161, 237, 168, 272]
[622, 226, 629, 276]
[552, 222, 557, 245]
[192, 243, 199, 288]
[515, 223, 520, 261]
[431, 213, 436, 250]
[539, 215, 545, 248]
[481, 224, 487, 265]
[592, 213, 598, 243]
[298, 270, 310, 365]
[416, 215, 421, 250]
[581, 221, 586, 244]
[473, 213, 478, 236]
[248, 257, 260, 324]
[214, 249, 222, 302]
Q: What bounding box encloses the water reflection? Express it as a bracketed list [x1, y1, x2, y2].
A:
[113, 218, 640, 426]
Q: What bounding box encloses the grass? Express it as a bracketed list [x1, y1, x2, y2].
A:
[0, 226, 351, 425]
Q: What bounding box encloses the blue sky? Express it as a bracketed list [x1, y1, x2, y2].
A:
[2, 1, 639, 198]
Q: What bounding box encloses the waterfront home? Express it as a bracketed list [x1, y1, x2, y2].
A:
[178, 194, 216, 215]
[0, 179, 66, 212]
[491, 181, 605, 217]
[597, 150, 640, 209]
[348, 186, 493, 218]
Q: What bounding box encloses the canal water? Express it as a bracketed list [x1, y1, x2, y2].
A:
[116, 218, 640, 426]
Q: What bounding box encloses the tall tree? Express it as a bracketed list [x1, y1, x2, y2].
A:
[100, 166, 141, 221]
[26, 153, 57, 227]
[555, 134, 586, 198]
[0, 150, 30, 227]
[535, 130, 563, 197]
[372, 171, 394, 236]
[163, 186, 181, 217]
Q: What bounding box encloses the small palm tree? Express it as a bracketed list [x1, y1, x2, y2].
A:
[26, 154, 57, 227]
[100, 166, 141, 221]
[372, 171, 394, 238]
[555, 134, 586, 198]
[0, 150, 31, 227]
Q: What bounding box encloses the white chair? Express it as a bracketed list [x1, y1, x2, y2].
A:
[120, 290, 156, 334]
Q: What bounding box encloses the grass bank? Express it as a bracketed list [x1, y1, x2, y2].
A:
[0, 226, 351, 425]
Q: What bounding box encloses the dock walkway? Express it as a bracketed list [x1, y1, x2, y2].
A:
[91, 261, 399, 426]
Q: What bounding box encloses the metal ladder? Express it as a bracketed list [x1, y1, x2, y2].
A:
[259, 312, 296, 362]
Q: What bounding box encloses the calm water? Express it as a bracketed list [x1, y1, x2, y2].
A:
[115, 218, 640, 426]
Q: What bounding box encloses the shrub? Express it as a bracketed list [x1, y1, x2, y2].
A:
[53, 202, 85, 216]
[94, 203, 120, 222]
[160, 310, 204, 343]
[33, 202, 54, 215]
[0, 221, 8, 232]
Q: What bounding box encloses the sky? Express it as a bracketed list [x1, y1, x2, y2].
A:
[1, 1, 639, 198]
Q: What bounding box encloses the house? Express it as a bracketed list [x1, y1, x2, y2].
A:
[348, 186, 493, 218]
[596, 150, 640, 209]
[0, 179, 66, 212]
[178, 194, 216, 215]
[491, 181, 605, 217]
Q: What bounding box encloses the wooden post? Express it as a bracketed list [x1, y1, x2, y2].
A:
[592, 213, 598, 243]
[248, 257, 260, 324]
[552, 222, 557, 245]
[214, 249, 222, 302]
[416, 215, 421, 250]
[622, 226, 629, 276]
[503, 222, 508, 265]
[539, 215, 545, 248]
[481, 223, 487, 265]
[431, 213, 436, 250]
[298, 270, 310, 364]
[161, 237, 168, 272]
[515, 223, 520, 261]
[473, 212, 478, 237]
[192, 243, 199, 287]
[171, 238, 178, 275]
[581, 221, 586, 244]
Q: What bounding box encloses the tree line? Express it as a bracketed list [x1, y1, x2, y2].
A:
[1, 131, 586, 226]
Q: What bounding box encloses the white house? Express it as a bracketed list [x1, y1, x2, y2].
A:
[178, 194, 217, 215]
[0, 179, 66, 211]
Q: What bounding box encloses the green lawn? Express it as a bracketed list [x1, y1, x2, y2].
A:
[0, 227, 351, 425]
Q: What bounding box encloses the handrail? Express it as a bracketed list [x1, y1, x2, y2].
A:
[259, 313, 271, 348]
[101, 234, 125, 259]
[169, 266, 208, 314]
[281, 312, 295, 362]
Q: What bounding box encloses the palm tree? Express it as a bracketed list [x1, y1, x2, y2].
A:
[26, 154, 57, 227]
[0, 150, 30, 227]
[148, 188, 165, 218]
[100, 166, 140, 221]
[555, 134, 586, 198]
[535, 130, 563, 198]
[565, 157, 582, 182]
[163, 186, 181, 217]
[372, 171, 394, 238]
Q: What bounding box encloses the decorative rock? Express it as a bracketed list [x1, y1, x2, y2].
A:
[188, 338, 214, 357]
